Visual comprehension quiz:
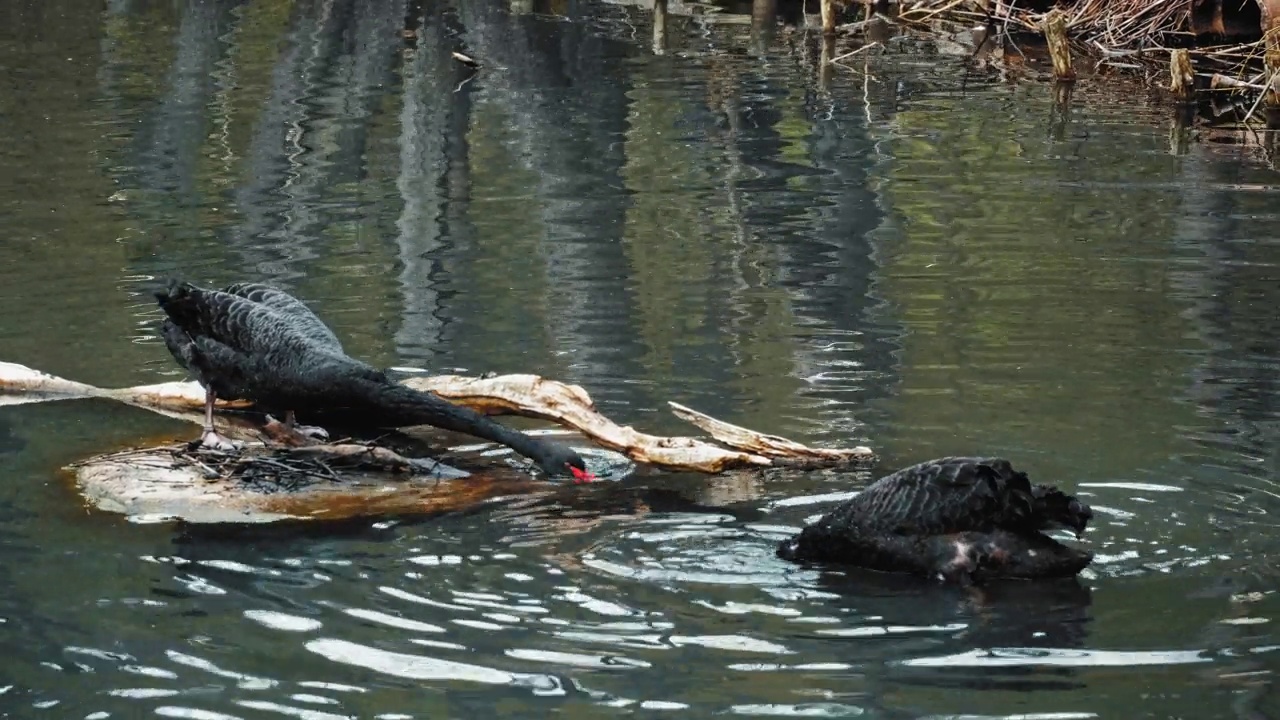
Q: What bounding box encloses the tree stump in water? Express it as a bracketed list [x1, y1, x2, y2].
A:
[1041, 10, 1075, 82]
[1170, 49, 1195, 102]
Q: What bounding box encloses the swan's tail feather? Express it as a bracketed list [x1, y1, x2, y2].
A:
[154, 278, 196, 306]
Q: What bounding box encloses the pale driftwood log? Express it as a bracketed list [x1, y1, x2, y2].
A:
[3, 359, 875, 523]
[2, 360, 875, 473]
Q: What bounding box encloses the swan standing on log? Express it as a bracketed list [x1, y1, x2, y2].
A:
[154, 279, 594, 481]
[777, 457, 1093, 584]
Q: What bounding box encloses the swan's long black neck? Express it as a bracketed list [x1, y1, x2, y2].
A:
[351, 379, 552, 461]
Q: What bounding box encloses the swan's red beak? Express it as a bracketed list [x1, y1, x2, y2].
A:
[568, 464, 596, 484]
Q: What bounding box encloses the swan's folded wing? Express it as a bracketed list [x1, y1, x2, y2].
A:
[826, 457, 1021, 535]
[221, 282, 344, 354]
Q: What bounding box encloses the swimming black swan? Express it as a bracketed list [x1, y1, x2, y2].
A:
[777, 457, 1093, 584]
[154, 279, 594, 481]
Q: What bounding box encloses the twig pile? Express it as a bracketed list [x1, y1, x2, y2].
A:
[1057, 0, 1194, 49]
[71, 440, 446, 495]
[876, 0, 1273, 121]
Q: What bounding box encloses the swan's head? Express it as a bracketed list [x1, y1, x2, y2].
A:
[1065, 499, 1092, 538]
[536, 443, 596, 483]
[567, 464, 596, 484]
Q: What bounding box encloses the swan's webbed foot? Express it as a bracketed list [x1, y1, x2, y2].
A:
[262, 414, 328, 446]
[284, 411, 329, 441]
[198, 428, 241, 452]
[293, 424, 329, 441]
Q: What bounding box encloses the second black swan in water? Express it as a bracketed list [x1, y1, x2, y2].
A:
[777, 457, 1093, 584]
[155, 279, 593, 481]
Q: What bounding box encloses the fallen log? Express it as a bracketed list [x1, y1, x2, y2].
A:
[2, 360, 875, 523]
[1, 360, 875, 474]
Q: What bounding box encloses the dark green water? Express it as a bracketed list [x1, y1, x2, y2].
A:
[2, 0, 1279, 717]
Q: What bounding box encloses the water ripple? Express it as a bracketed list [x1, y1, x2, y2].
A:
[306, 638, 562, 692]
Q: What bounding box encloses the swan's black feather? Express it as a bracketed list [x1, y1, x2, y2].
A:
[777, 457, 1093, 583]
[155, 279, 587, 477]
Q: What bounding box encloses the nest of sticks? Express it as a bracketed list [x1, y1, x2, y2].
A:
[839, 0, 1278, 124]
[72, 440, 451, 495]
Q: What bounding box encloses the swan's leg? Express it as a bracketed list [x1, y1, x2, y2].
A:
[285, 410, 329, 440]
[198, 387, 240, 451]
[261, 412, 327, 446]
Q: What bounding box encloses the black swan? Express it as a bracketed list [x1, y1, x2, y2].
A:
[777, 457, 1093, 584]
[154, 279, 594, 481]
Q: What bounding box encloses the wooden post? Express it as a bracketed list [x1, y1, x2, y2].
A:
[1041, 9, 1075, 82]
[822, 0, 837, 36]
[1169, 49, 1195, 103]
[653, 0, 668, 55]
